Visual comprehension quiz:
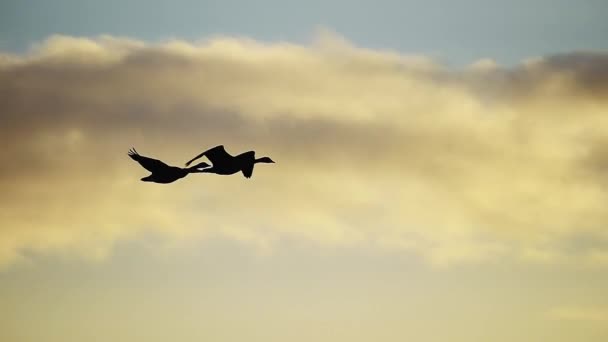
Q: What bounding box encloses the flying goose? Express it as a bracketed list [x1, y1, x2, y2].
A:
[184, 145, 274, 178]
[128, 148, 210, 184]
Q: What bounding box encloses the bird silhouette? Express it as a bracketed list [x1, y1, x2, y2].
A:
[128, 148, 210, 183]
[185, 145, 275, 178]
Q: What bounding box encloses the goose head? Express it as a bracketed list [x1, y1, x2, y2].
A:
[255, 157, 275, 164]
[186, 161, 211, 171]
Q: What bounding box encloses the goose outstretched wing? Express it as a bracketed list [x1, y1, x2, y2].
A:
[128, 148, 170, 172]
[185, 145, 233, 166]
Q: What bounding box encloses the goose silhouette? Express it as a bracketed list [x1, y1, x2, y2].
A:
[185, 145, 275, 178]
[128, 148, 210, 183]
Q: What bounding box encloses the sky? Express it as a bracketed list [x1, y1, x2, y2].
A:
[2, 0, 608, 64]
[1, 1, 608, 341]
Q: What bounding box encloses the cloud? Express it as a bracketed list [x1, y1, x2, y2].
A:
[1, 32, 608, 268]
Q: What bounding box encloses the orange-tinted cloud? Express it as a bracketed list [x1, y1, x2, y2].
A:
[1, 33, 608, 268]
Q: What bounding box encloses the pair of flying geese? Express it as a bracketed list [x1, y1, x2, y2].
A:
[128, 145, 275, 183]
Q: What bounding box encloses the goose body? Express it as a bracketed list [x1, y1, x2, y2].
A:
[128, 148, 210, 183]
[185, 145, 274, 178]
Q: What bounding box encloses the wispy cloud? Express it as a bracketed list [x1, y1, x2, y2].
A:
[1, 32, 608, 268]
